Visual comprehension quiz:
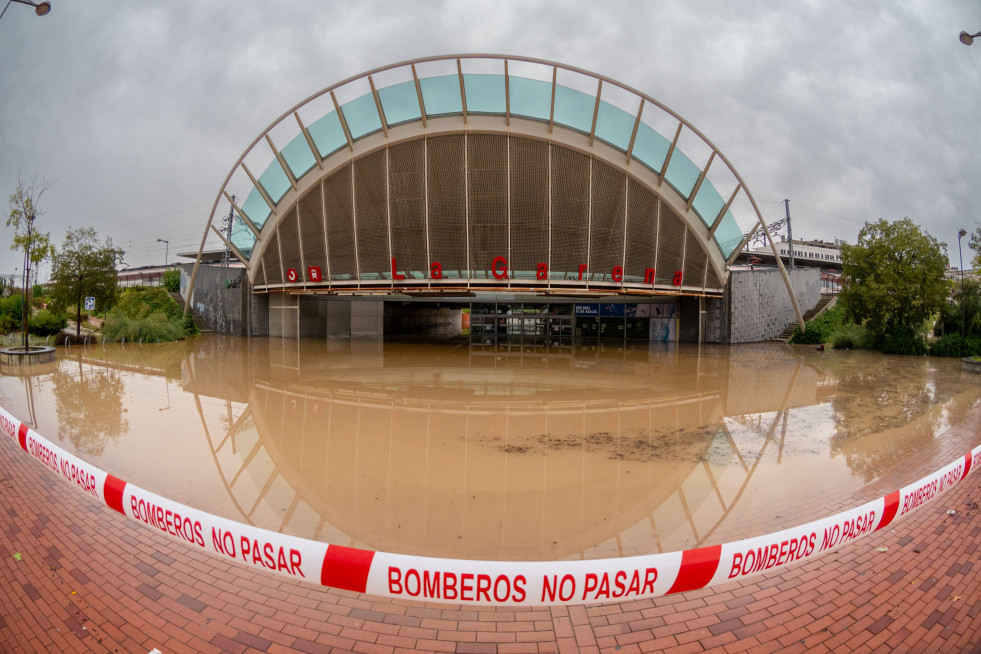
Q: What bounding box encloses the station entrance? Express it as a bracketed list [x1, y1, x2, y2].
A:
[441, 300, 677, 348]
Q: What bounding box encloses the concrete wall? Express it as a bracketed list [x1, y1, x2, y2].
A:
[268, 294, 298, 338]
[180, 264, 250, 336]
[717, 267, 822, 343]
[351, 300, 383, 338]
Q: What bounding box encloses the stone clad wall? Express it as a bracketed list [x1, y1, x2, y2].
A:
[180, 264, 251, 336]
[726, 267, 821, 343]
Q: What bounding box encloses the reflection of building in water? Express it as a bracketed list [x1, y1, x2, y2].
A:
[180, 339, 827, 560]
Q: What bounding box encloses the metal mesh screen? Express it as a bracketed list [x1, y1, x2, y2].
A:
[623, 181, 658, 282]
[549, 145, 590, 278]
[427, 135, 468, 277]
[683, 231, 707, 290]
[264, 230, 283, 284]
[588, 161, 627, 280]
[467, 134, 509, 278]
[509, 137, 548, 276]
[389, 140, 428, 279]
[298, 181, 327, 279]
[354, 150, 389, 279]
[705, 261, 723, 290]
[324, 164, 358, 280]
[655, 203, 685, 286]
[278, 207, 303, 278]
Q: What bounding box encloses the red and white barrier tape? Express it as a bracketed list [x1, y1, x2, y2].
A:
[2, 405, 978, 606]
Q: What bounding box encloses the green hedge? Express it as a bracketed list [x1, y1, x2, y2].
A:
[929, 333, 981, 358]
[789, 305, 843, 345]
[28, 309, 67, 336]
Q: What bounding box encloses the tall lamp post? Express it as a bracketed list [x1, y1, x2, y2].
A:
[157, 238, 169, 267]
[0, 0, 51, 20]
[961, 30, 981, 45]
[958, 228, 967, 337]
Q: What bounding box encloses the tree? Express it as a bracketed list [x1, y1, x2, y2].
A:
[163, 267, 180, 293]
[50, 227, 124, 336]
[969, 227, 981, 273]
[838, 218, 947, 347]
[7, 173, 55, 347]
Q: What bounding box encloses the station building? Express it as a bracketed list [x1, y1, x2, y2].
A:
[184, 56, 818, 345]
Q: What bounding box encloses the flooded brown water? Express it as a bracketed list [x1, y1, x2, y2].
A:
[2, 337, 979, 561]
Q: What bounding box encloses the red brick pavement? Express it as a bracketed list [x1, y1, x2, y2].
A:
[2, 409, 981, 653]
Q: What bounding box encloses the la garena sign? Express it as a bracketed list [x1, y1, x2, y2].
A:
[285, 257, 683, 286]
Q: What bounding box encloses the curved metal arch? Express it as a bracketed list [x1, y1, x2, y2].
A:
[186, 55, 804, 331]
[247, 123, 730, 293]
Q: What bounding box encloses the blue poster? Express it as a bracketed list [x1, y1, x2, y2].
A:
[600, 303, 625, 317]
[574, 304, 600, 316]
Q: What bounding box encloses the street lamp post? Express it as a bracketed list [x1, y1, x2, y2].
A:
[0, 0, 51, 21]
[961, 30, 981, 46]
[958, 228, 967, 337]
[157, 238, 169, 267]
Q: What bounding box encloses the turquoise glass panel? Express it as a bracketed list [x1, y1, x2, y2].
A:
[692, 181, 725, 229]
[340, 93, 382, 140]
[258, 159, 291, 204]
[378, 80, 422, 126]
[714, 211, 743, 259]
[509, 76, 551, 121]
[281, 132, 316, 179]
[631, 123, 670, 173]
[664, 149, 701, 199]
[307, 110, 347, 158]
[552, 85, 594, 134]
[594, 101, 635, 151]
[241, 186, 270, 229]
[463, 74, 505, 113]
[420, 75, 463, 116]
[229, 215, 256, 260]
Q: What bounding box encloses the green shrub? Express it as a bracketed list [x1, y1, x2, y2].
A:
[183, 314, 198, 336]
[102, 312, 185, 342]
[115, 287, 183, 321]
[0, 295, 22, 332]
[928, 334, 981, 358]
[163, 268, 181, 293]
[879, 326, 927, 356]
[789, 305, 844, 345]
[830, 323, 871, 350]
[101, 287, 192, 342]
[0, 314, 20, 333]
[28, 309, 67, 336]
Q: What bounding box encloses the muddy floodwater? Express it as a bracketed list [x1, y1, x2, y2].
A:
[2, 337, 979, 561]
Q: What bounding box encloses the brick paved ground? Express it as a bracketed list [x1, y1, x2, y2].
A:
[2, 408, 981, 654]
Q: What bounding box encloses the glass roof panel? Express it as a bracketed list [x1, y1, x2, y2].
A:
[420, 75, 463, 116]
[306, 110, 347, 158]
[229, 214, 257, 260]
[280, 131, 317, 179]
[241, 186, 271, 229]
[509, 76, 551, 121]
[552, 84, 594, 134]
[692, 180, 725, 229]
[377, 80, 422, 126]
[664, 148, 701, 198]
[463, 74, 505, 113]
[631, 123, 670, 173]
[594, 100, 635, 151]
[714, 210, 743, 259]
[340, 93, 382, 140]
[258, 160, 291, 204]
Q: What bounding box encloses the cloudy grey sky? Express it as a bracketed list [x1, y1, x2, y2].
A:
[2, 0, 979, 281]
